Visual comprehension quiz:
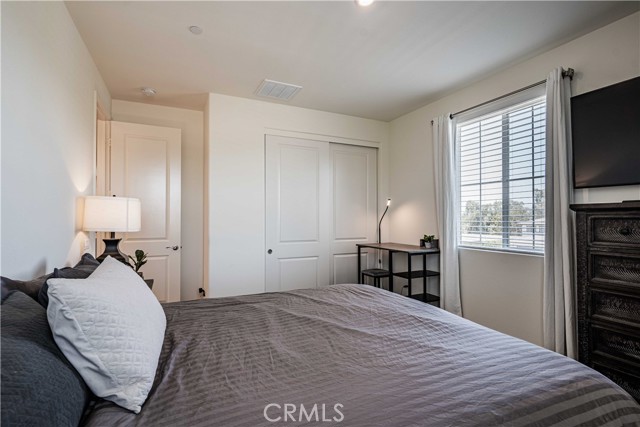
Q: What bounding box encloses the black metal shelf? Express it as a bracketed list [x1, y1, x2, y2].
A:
[361, 268, 391, 278]
[393, 270, 440, 279]
[408, 293, 440, 304]
[356, 243, 441, 307]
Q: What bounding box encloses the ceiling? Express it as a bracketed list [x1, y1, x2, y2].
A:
[66, 1, 639, 121]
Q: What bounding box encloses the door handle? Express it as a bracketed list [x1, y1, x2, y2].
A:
[267, 249, 273, 254]
[166, 245, 180, 251]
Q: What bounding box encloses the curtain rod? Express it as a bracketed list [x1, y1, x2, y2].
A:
[429, 68, 574, 125]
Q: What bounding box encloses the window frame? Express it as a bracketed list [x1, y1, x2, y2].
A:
[454, 84, 546, 256]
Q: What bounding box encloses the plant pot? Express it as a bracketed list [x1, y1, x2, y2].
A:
[137, 271, 144, 280]
[420, 239, 434, 249]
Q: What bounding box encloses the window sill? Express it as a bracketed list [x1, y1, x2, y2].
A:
[458, 245, 544, 258]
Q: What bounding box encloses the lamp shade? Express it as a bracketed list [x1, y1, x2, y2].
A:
[83, 196, 141, 232]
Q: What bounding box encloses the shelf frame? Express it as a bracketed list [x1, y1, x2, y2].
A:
[356, 243, 441, 306]
[393, 270, 440, 279]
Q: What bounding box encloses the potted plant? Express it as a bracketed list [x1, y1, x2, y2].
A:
[128, 249, 148, 278]
[420, 234, 439, 249]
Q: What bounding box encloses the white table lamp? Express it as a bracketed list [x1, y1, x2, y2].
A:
[83, 196, 141, 264]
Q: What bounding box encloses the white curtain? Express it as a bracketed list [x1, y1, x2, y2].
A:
[432, 116, 462, 316]
[543, 67, 576, 358]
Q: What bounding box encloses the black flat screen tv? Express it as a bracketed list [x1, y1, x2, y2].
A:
[571, 76, 640, 189]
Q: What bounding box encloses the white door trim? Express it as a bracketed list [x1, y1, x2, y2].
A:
[94, 94, 110, 257]
[264, 128, 381, 148]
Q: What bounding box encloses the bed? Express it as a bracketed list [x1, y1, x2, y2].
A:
[77, 284, 639, 426]
[2, 257, 639, 427]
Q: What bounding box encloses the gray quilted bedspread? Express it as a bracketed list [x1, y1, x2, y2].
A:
[82, 284, 640, 426]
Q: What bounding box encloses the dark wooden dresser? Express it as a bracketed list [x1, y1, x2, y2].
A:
[571, 201, 640, 401]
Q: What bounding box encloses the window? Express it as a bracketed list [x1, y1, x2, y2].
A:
[456, 91, 546, 253]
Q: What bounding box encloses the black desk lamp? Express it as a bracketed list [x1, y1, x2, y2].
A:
[377, 198, 391, 267]
[378, 198, 391, 244]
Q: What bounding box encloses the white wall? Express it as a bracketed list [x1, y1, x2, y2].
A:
[1, 2, 111, 278]
[207, 93, 389, 297]
[111, 100, 205, 301]
[389, 12, 640, 346]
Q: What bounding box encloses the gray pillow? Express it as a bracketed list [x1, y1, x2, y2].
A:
[38, 253, 100, 308]
[1, 291, 90, 426]
[1, 273, 52, 302]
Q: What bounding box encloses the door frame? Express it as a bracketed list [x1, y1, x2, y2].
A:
[94, 95, 110, 256]
[265, 128, 381, 149]
[94, 114, 183, 302]
[95, 99, 109, 197]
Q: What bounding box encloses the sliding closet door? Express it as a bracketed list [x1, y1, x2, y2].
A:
[265, 135, 377, 292]
[330, 144, 377, 285]
[265, 136, 332, 292]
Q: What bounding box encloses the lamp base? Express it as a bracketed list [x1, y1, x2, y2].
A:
[97, 238, 130, 265]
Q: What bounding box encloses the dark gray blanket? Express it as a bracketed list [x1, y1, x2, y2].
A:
[82, 284, 640, 426]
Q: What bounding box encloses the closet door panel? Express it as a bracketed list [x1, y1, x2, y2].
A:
[265, 136, 331, 292]
[330, 144, 378, 285]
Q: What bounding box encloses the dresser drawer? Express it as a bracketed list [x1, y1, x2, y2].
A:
[574, 203, 640, 403]
[591, 289, 640, 327]
[589, 215, 640, 247]
[590, 252, 640, 289]
[591, 361, 640, 402]
[591, 324, 640, 365]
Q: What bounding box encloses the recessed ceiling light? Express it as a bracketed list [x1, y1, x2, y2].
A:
[189, 26, 203, 35]
[356, 0, 374, 6]
[141, 87, 156, 97]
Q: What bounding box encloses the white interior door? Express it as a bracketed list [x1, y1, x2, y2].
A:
[265, 136, 331, 292]
[110, 121, 181, 302]
[265, 135, 377, 292]
[330, 144, 377, 284]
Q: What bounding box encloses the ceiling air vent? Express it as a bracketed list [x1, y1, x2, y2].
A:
[255, 79, 302, 101]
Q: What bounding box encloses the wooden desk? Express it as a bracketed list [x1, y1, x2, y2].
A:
[356, 243, 440, 305]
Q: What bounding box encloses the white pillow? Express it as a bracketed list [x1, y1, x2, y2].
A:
[46, 256, 166, 413]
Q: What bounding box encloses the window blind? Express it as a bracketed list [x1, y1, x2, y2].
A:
[457, 96, 546, 253]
